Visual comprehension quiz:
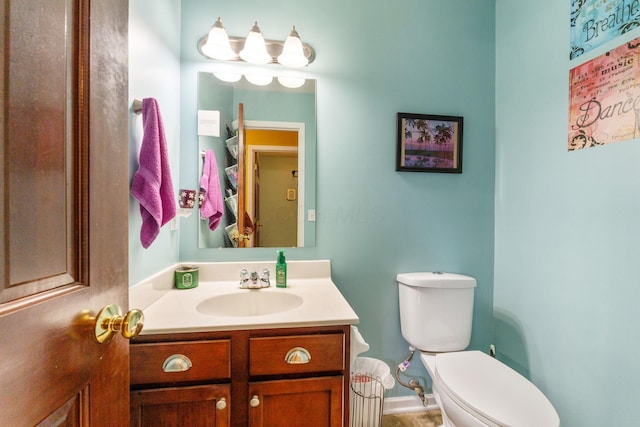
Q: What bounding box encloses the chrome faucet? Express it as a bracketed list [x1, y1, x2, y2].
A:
[240, 268, 270, 289]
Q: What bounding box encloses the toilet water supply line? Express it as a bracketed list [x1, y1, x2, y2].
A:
[395, 346, 427, 405]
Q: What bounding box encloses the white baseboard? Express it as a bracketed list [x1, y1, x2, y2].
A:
[382, 394, 439, 415]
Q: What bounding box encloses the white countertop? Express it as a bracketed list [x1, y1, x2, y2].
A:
[130, 260, 359, 335]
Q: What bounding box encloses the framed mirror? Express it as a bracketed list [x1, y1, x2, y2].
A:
[197, 72, 316, 248]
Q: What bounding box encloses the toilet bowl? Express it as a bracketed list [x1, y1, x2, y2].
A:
[420, 351, 559, 427]
[397, 272, 559, 427]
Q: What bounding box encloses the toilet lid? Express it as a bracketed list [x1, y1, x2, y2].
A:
[435, 351, 559, 427]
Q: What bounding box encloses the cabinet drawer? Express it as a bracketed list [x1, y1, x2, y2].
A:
[249, 334, 345, 376]
[130, 339, 230, 386]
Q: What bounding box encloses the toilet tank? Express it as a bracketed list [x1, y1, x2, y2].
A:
[397, 272, 476, 352]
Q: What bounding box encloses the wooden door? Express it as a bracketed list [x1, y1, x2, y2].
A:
[253, 152, 261, 247]
[237, 104, 246, 247]
[0, 0, 130, 425]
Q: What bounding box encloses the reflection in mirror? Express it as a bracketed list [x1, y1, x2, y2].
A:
[197, 72, 316, 248]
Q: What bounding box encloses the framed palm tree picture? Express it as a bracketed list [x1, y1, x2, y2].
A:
[396, 113, 463, 173]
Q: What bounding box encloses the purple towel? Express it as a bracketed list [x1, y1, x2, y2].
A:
[131, 98, 176, 248]
[199, 150, 224, 231]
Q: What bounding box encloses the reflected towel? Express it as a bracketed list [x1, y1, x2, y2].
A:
[200, 149, 224, 231]
[130, 98, 176, 248]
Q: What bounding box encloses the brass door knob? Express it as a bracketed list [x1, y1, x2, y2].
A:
[94, 304, 144, 344]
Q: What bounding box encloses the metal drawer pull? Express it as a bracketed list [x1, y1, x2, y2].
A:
[284, 347, 311, 364]
[216, 398, 227, 410]
[162, 354, 193, 372]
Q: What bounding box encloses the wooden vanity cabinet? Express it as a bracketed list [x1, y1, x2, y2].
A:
[247, 331, 347, 426]
[129, 325, 351, 427]
[130, 339, 232, 426]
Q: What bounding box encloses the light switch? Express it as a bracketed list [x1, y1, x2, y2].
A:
[287, 188, 297, 201]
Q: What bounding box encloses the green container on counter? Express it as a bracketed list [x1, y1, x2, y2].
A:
[175, 265, 199, 289]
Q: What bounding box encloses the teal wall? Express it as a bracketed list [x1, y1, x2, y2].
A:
[130, 0, 495, 402]
[495, 1, 640, 425]
[129, 0, 181, 283]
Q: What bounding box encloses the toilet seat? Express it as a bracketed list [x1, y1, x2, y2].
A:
[434, 351, 559, 427]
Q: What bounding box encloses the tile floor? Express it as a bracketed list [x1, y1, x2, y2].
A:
[381, 409, 443, 427]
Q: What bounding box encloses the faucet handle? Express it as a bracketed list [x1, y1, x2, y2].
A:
[239, 269, 249, 288]
[239, 268, 270, 289]
[260, 268, 270, 287]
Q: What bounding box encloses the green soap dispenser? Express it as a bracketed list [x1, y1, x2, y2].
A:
[275, 249, 287, 288]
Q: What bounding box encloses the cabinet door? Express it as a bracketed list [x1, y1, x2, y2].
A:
[131, 384, 230, 427]
[248, 376, 343, 427]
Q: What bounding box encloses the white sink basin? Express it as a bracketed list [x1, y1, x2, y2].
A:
[130, 260, 361, 334]
[196, 291, 304, 317]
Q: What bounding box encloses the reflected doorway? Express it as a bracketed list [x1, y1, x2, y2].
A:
[253, 151, 298, 247]
[244, 124, 304, 248]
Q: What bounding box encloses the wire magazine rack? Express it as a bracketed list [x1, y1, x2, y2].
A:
[349, 372, 386, 427]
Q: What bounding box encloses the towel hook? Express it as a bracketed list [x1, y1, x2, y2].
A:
[132, 98, 143, 114]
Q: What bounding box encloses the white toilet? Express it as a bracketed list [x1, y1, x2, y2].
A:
[397, 272, 559, 427]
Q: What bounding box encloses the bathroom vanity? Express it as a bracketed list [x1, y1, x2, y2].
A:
[129, 261, 358, 427]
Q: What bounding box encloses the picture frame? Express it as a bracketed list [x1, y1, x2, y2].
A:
[396, 112, 463, 173]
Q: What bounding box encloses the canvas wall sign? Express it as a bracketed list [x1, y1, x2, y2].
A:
[571, 0, 640, 60]
[569, 35, 640, 150]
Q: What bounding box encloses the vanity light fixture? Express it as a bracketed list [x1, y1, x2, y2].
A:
[277, 26, 309, 68]
[239, 22, 271, 64]
[198, 19, 315, 67]
[201, 18, 237, 61]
